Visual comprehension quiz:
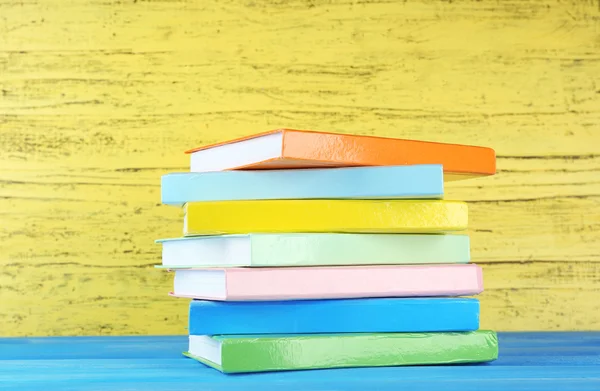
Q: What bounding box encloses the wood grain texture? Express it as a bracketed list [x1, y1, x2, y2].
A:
[1, 0, 599, 335]
[1, 334, 599, 390]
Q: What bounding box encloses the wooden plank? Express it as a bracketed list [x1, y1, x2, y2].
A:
[0, 265, 190, 336]
[2, 155, 599, 202]
[1, 262, 599, 335]
[479, 262, 600, 330]
[2, 113, 600, 169]
[3, 332, 600, 359]
[0, 361, 598, 391]
[1, 190, 598, 267]
[1, 1, 599, 158]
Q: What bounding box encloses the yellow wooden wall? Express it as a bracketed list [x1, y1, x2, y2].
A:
[1, 0, 599, 336]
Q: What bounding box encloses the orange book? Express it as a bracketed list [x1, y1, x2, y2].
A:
[186, 129, 496, 180]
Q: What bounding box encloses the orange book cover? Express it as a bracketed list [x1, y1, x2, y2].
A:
[186, 129, 496, 180]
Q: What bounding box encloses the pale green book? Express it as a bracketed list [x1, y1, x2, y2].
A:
[156, 233, 469, 268]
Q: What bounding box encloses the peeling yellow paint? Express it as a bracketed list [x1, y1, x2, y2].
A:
[1, 0, 599, 335]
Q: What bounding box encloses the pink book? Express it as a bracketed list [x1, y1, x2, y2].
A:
[169, 264, 483, 301]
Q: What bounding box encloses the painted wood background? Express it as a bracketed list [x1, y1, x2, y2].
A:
[1, 0, 599, 336]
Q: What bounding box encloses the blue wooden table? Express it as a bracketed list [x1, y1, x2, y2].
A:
[1, 333, 598, 390]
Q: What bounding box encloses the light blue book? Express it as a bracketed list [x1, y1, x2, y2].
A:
[161, 164, 443, 205]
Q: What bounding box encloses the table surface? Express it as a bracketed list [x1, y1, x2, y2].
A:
[1, 332, 599, 391]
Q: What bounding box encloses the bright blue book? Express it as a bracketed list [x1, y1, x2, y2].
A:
[188, 298, 479, 335]
[161, 164, 443, 205]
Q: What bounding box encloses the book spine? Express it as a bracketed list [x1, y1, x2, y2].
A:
[251, 233, 471, 266]
[184, 200, 468, 236]
[281, 130, 496, 176]
[188, 298, 479, 335]
[224, 265, 483, 301]
[220, 331, 499, 373]
[161, 165, 443, 204]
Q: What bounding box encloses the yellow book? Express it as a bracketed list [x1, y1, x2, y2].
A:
[183, 200, 467, 236]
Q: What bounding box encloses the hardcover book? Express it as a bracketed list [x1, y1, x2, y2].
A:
[188, 298, 480, 335]
[183, 200, 468, 236]
[169, 264, 483, 301]
[185, 330, 499, 373]
[185, 128, 496, 181]
[156, 233, 470, 268]
[161, 164, 443, 205]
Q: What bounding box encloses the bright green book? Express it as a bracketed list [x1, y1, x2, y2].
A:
[156, 233, 470, 268]
[185, 331, 498, 373]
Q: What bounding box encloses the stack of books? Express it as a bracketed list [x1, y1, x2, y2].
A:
[158, 129, 499, 374]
